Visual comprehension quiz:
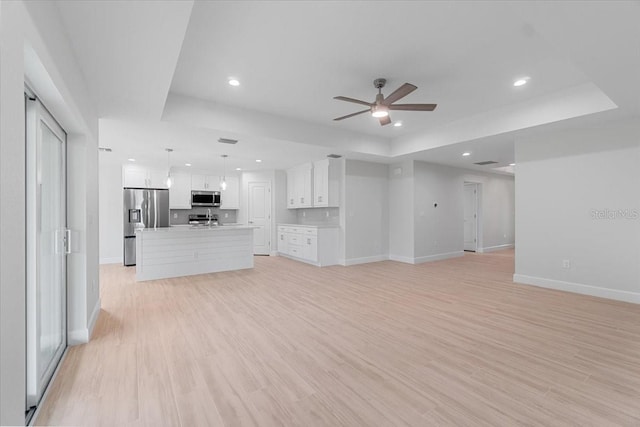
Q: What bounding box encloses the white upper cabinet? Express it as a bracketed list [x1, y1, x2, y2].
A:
[123, 166, 147, 188]
[220, 176, 240, 209]
[148, 169, 169, 189]
[169, 172, 192, 209]
[299, 163, 313, 208]
[123, 165, 168, 189]
[191, 174, 220, 191]
[313, 158, 340, 207]
[286, 169, 296, 208]
[286, 163, 313, 209]
[286, 159, 341, 209]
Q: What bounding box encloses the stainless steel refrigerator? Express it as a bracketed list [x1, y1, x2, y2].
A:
[123, 187, 170, 266]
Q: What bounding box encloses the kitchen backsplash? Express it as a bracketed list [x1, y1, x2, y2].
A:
[296, 207, 339, 225]
[170, 207, 238, 225]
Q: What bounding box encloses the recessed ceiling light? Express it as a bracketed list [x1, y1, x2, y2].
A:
[228, 78, 240, 87]
[462, 152, 471, 157]
[128, 158, 136, 162]
[185, 163, 192, 167]
[509, 163, 516, 166]
[513, 77, 529, 87]
[255, 159, 262, 163]
[393, 121, 403, 127]
[235, 167, 242, 171]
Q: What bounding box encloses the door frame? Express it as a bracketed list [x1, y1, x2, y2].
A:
[25, 93, 68, 410]
[463, 182, 480, 252]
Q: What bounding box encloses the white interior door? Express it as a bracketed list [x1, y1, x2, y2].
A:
[463, 183, 478, 252]
[248, 181, 271, 255]
[26, 97, 67, 409]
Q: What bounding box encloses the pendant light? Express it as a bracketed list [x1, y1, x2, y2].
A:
[165, 148, 173, 188]
[220, 154, 228, 191]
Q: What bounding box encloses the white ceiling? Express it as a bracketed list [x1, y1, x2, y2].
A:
[55, 1, 640, 174]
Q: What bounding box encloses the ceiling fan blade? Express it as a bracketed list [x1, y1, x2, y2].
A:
[379, 115, 392, 126]
[333, 109, 370, 121]
[389, 103, 437, 111]
[333, 96, 373, 107]
[382, 83, 417, 105]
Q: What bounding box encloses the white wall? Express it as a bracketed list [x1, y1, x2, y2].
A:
[1, 2, 99, 424]
[343, 160, 389, 265]
[0, 2, 27, 423]
[67, 136, 101, 345]
[388, 161, 414, 262]
[98, 160, 123, 263]
[413, 162, 465, 261]
[514, 119, 640, 303]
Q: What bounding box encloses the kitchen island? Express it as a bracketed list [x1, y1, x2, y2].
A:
[135, 225, 254, 281]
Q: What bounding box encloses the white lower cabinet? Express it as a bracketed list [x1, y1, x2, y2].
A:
[277, 225, 338, 266]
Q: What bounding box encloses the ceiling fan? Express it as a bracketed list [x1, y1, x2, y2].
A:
[333, 78, 437, 126]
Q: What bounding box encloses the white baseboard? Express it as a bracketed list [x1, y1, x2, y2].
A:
[68, 298, 102, 345]
[388, 254, 414, 264]
[414, 251, 464, 264]
[513, 274, 640, 304]
[478, 244, 514, 254]
[88, 297, 101, 339]
[100, 256, 122, 265]
[344, 255, 388, 266]
[390, 251, 464, 265]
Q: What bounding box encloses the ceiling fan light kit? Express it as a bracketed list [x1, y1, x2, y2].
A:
[333, 78, 437, 126]
[371, 105, 389, 118]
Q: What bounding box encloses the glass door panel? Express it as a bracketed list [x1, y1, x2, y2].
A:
[26, 97, 67, 409]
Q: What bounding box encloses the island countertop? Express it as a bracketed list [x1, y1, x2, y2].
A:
[136, 225, 256, 232]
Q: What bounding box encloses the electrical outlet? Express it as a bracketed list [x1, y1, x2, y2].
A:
[224, 213, 228, 218]
[562, 259, 571, 269]
[173, 213, 178, 219]
[325, 210, 329, 217]
[302, 211, 306, 217]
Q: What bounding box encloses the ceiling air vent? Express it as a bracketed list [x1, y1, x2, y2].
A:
[474, 160, 498, 166]
[218, 138, 238, 145]
[327, 154, 342, 158]
[98, 147, 112, 152]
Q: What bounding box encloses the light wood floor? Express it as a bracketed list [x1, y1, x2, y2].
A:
[36, 250, 640, 426]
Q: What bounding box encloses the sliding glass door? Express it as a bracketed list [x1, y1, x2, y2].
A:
[25, 96, 68, 409]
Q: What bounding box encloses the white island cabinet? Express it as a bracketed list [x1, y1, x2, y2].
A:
[135, 226, 254, 281]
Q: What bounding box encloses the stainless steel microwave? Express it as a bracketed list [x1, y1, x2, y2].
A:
[191, 191, 220, 207]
